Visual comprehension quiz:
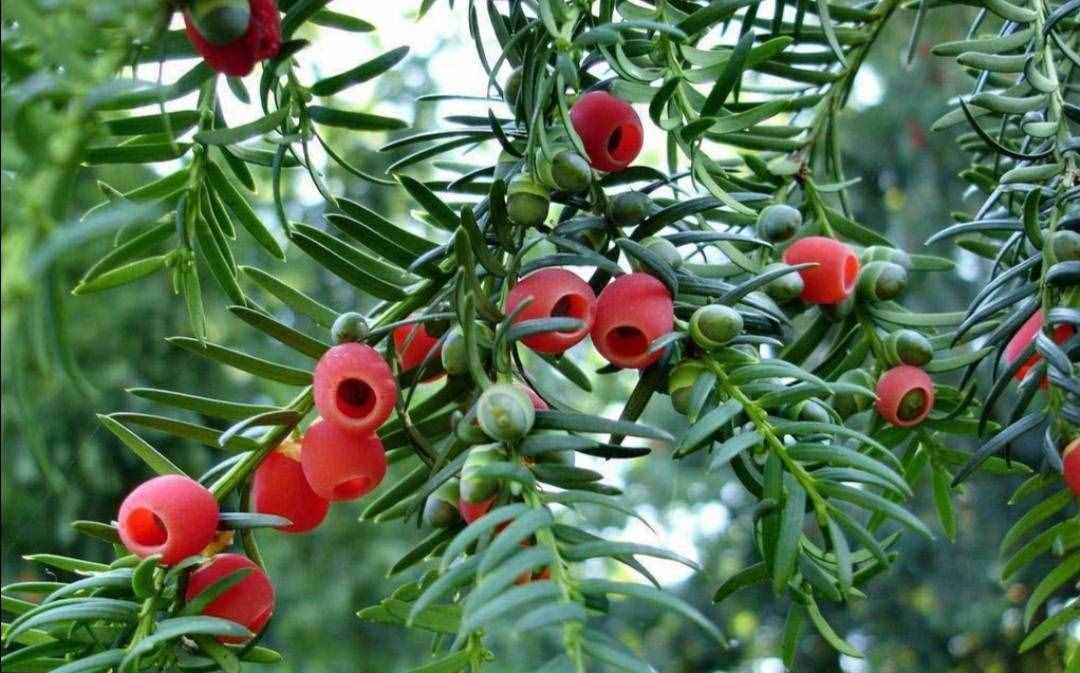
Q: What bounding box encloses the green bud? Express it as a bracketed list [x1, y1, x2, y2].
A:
[188, 0, 251, 45]
[760, 262, 804, 303]
[460, 444, 507, 504]
[859, 245, 912, 269]
[549, 150, 592, 193]
[784, 398, 831, 423]
[441, 324, 493, 375]
[423, 478, 462, 528]
[507, 175, 550, 228]
[504, 68, 523, 108]
[755, 204, 802, 243]
[331, 312, 369, 344]
[667, 359, 708, 415]
[857, 261, 908, 302]
[831, 368, 876, 419]
[1050, 230, 1080, 263]
[476, 384, 535, 441]
[821, 293, 856, 321]
[884, 329, 933, 367]
[607, 191, 653, 227]
[690, 305, 743, 350]
[634, 236, 682, 271]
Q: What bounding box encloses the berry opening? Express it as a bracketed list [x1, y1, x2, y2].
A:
[896, 389, 930, 422]
[336, 378, 376, 420]
[606, 325, 649, 358]
[334, 477, 373, 500]
[126, 508, 168, 547]
[551, 293, 589, 321]
[842, 254, 859, 294]
[607, 124, 642, 163]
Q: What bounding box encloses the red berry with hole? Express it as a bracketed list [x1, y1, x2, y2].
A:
[1004, 309, 1075, 388]
[183, 0, 281, 77]
[251, 439, 329, 534]
[458, 496, 495, 524]
[300, 420, 387, 501]
[185, 553, 275, 643]
[782, 236, 860, 305]
[569, 91, 644, 173]
[505, 269, 596, 354]
[393, 319, 444, 380]
[591, 273, 673, 369]
[1063, 439, 1080, 498]
[875, 365, 935, 428]
[313, 342, 397, 436]
[117, 474, 219, 566]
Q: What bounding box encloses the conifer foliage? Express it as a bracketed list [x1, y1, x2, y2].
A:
[1, 0, 1077, 671]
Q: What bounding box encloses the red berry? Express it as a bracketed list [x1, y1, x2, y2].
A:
[569, 91, 643, 173]
[505, 269, 597, 354]
[1004, 309, 1075, 388]
[117, 474, 219, 566]
[875, 365, 935, 428]
[782, 236, 860, 305]
[300, 420, 387, 501]
[185, 553, 275, 643]
[313, 342, 397, 436]
[458, 496, 495, 524]
[393, 319, 443, 380]
[1063, 439, 1080, 498]
[183, 0, 281, 76]
[591, 273, 673, 369]
[251, 440, 329, 534]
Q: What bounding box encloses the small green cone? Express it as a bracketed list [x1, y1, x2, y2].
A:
[857, 261, 908, 302]
[460, 444, 508, 504]
[607, 191, 654, 227]
[755, 204, 802, 243]
[507, 175, 550, 228]
[549, 150, 592, 193]
[689, 305, 744, 350]
[667, 359, 708, 415]
[761, 263, 805, 304]
[423, 479, 463, 528]
[831, 368, 876, 419]
[476, 384, 536, 441]
[884, 329, 933, 367]
[331, 312, 369, 344]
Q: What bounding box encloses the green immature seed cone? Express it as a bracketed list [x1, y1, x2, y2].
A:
[857, 261, 908, 302]
[689, 305, 744, 350]
[860, 245, 912, 269]
[441, 324, 492, 374]
[331, 311, 369, 344]
[607, 191, 654, 227]
[506, 175, 550, 228]
[504, 67, 523, 108]
[667, 359, 708, 415]
[884, 329, 933, 367]
[188, 0, 251, 45]
[634, 236, 682, 271]
[831, 368, 877, 419]
[755, 204, 802, 243]
[460, 444, 508, 503]
[1050, 230, 1080, 262]
[761, 263, 804, 304]
[549, 150, 592, 193]
[476, 384, 535, 441]
[423, 478, 462, 528]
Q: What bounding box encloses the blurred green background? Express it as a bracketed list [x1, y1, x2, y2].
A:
[1, 5, 1073, 673]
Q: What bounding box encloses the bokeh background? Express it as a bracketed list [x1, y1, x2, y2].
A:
[1, 4, 1073, 673]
